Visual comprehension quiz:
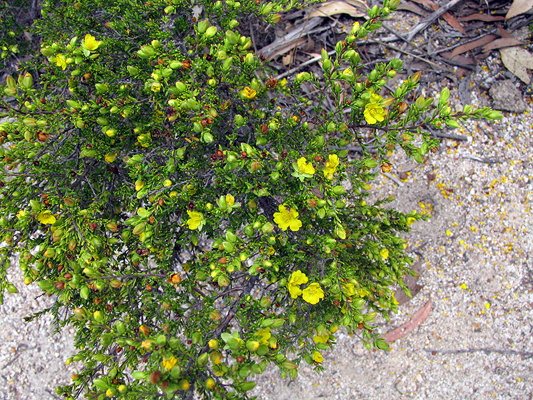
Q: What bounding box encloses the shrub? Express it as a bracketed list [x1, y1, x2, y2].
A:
[0, 0, 501, 399]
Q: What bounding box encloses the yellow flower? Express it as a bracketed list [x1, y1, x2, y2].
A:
[140, 340, 152, 350]
[186, 210, 204, 230]
[104, 153, 117, 163]
[226, 194, 235, 206]
[287, 270, 308, 299]
[241, 86, 257, 100]
[16, 210, 26, 219]
[342, 283, 355, 297]
[83, 34, 101, 51]
[280, 78, 287, 87]
[324, 154, 339, 178]
[407, 217, 416, 226]
[54, 54, 67, 70]
[370, 92, 383, 103]
[364, 103, 386, 125]
[163, 179, 172, 187]
[256, 327, 271, 345]
[302, 283, 324, 305]
[312, 351, 324, 363]
[380, 248, 389, 260]
[37, 211, 56, 225]
[273, 204, 302, 232]
[162, 356, 178, 371]
[313, 333, 329, 344]
[297, 157, 315, 175]
[211, 351, 222, 364]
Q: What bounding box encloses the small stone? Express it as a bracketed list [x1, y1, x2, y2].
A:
[489, 80, 527, 113]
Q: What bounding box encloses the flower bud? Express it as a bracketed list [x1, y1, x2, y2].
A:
[94, 311, 104, 322]
[205, 26, 218, 39]
[197, 20, 210, 34]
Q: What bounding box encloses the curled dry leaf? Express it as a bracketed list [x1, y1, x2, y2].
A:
[309, 0, 368, 19]
[506, 0, 533, 20]
[500, 46, 533, 84]
[384, 300, 432, 342]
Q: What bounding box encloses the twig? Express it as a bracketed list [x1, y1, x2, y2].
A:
[383, 172, 405, 186]
[249, 20, 257, 54]
[430, 129, 468, 141]
[373, 39, 452, 72]
[462, 155, 501, 165]
[406, 0, 466, 42]
[434, 55, 476, 71]
[425, 347, 533, 359]
[274, 49, 335, 80]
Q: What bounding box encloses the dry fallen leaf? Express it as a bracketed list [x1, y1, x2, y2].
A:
[410, 0, 465, 34]
[309, 0, 367, 18]
[384, 300, 432, 342]
[450, 34, 498, 58]
[458, 13, 506, 22]
[397, 2, 429, 16]
[282, 54, 293, 66]
[482, 37, 523, 53]
[500, 46, 533, 84]
[506, 0, 533, 20]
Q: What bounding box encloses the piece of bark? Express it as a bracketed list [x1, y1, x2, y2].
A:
[394, 260, 423, 306]
[384, 300, 432, 342]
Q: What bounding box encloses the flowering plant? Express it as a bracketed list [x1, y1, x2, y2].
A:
[0, 0, 501, 399]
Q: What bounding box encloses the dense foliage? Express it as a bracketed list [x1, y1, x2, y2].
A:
[0, 0, 501, 399]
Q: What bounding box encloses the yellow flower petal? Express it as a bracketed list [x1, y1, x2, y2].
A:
[241, 86, 257, 100]
[273, 204, 302, 232]
[302, 283, 324, 305]
[297, 157, 315, 175]
[186, 210, 203, 230]
[83, 34, 101, 51]
[37, 211, 56, 225]
[312, 351, 323, 363]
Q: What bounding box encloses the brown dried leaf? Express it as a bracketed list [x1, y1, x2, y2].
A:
[394, 260, 423, 306]
[409, 0, 466, 34]
[440, 52, 477, 65]
[267, 38, 307, 59]
[282, 54, 293, 66]
[396, 2, 429, 16]
[506, 0, 533, 20]
[458, 13, 506, 22]
[500, 46, 533, 84]
[450, 34, 498, 58]
[384, 300, 432, 342]
[482, 37, 523, 52]
[309, 0, 367, 18]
